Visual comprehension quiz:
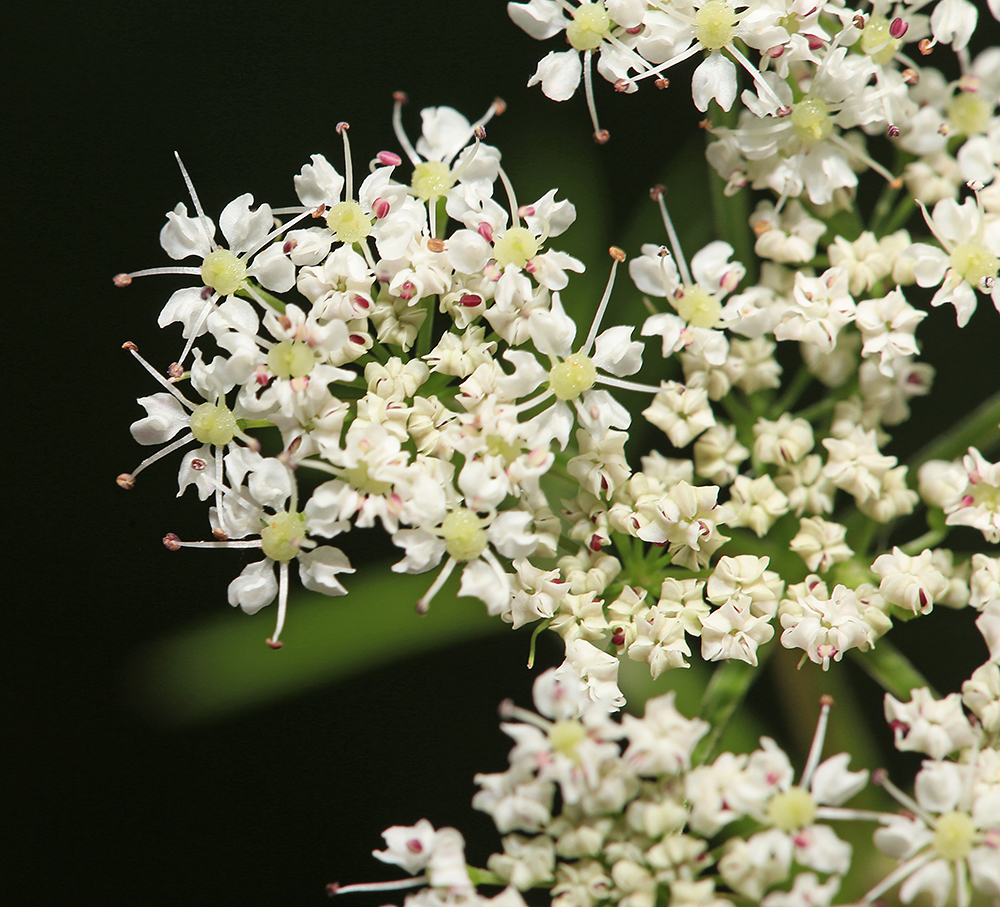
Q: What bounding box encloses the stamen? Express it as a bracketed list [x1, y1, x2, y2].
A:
[652, 186, 693, 286]
[416, 557, 457, 614]
[121, 432, 196, 486]
[496, 164, 521, 228]
[726, 43, 787, 112]
[391, 92, 421, 166]
[113, 266, 203, 282]
[244, 207, 315, 261]
[800, 695, 833, 789]
[582, 247, 626, 355]
[582, 50, 609, 143]
[266, 561, 289, 648]
[173, 151, 216, 250]
[337, 122, 354, 201]
[828, 133, 901, 187]
[327, 876, 428, 896]
[162, 534, 263, 551]
[122, 342, 197, 408]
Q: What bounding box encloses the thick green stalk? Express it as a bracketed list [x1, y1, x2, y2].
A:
[849, 638, 937, 700]
[693, 649, 772, 765]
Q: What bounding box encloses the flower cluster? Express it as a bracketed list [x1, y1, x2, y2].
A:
[336, 599, 999, 907]
[117, 1, 1000, 903]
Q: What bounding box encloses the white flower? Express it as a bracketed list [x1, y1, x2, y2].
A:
[883, 688, 978, 760]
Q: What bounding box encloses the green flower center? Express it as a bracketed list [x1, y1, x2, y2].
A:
[440, 508, 488, 561]
[493, 227, 540, 269]
[341, 460, 393, 496]
[267, 340, 317, 379]
[858, 16, 900, 66]
[189, 402, 238, 446]
[695, 0, 737, 50]
[411, 161, 455, 200]
[933, 810, 976, 861]
[766, 787, 817, 832]
[567, 3, 610, 51]
[791, 97, 833, 145]
[485, 434, 522, 465]
[201, 248, 247, 296]
[951, 241, 999, 289]
[261, 511, 306, 563]
[325, 201, 371, 243]
[674, 284, 723, 328]
[947, 92, 991, 137]
[549, 352, 597, 401]
[549, 719, 587, 759]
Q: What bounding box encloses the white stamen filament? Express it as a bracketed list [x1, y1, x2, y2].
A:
[582, 252, 623, 355]
[128, 432, 196, 480]
[267, 560, 290, 647]
[496, 164, 521, 229]
[416, 557, 457, 614]
[655, 191, 693, 286]
[392, 95, 422, 166]
[174, 151, 215, 250]
[331, 876, 428, 895]
[800, 697, 832, 789]
[124, 344, 197, 408]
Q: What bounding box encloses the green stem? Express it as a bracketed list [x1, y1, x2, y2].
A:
[848, 638, 937, 699]
[238, 282, 285, 313]
[415, 295, 437, 359]
[693, 649, 772, 765]
[900, 526, 948, 556]
[880, 194, 918, 236]
[907, 390, 1000, 470]
[770, 364, 815, 419]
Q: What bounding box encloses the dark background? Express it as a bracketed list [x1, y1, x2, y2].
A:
[10, 2, 998, 905]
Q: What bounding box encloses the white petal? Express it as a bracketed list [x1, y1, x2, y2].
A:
[228, 559, 277, 614]
[692, 53, 737, 113]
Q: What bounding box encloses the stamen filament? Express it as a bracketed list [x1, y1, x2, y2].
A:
[801, 696, 832, 789]
[174, 151, 216, 250]
[654, 189, 693, 286]
[266, 561, 289, 648]
[582, 248, 624, 355]
[392, 93, 421, 166]
[416, 557, 457, 614]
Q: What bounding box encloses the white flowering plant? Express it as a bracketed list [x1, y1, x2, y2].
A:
[116, 1, 999, 905]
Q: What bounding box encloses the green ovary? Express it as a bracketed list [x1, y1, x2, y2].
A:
[486, 434, 522, 464]
[948, 92, 991, 137]
[695, 0, 736, 50]
[341, 461, 393, 496]
[933, 811, 975, 861]
[549, 352, 597, 401]
[792, 97, 833, 145]
[549, 719, 586, 759]
[189, 402, 237, 446]
[493, 227, 540, 269]
[267, 341, 316, 379]
[858, 16, 900, 66]
[766, 787, 818, 832]
[951, 242, 999, 289]
[261, 511, 306, 563]
[411, 161, 455, 200]
[675, 285, 723, 328]
[441, 509, 488, 561]
[326, 201, 371, 243]
[201, 249, 247, 296]
[567, 3, 610, 51]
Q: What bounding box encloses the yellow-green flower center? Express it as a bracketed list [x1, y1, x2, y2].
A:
[766, 787, 817, 832]
[674, 284, 723, 328]
[189, 402, 238, 446]
[341, 460, 393, 496]
[566, 3, 610, 51]
[411, 161, 455, 200]
[947, 92, 992, 137]
[485, 434, 522, 465]
[791, 97, 833, 145]
[549, 352, 598, 401]
[440, 508, 488, 561]
[201, 248, 247, 296]
[267, 340, 317, 379]
[951, 241, 999, 289]
[493, 227, 540, 269]
[549, 719, 587, 759]
[261, 511, 306, 563]
[695, 0, 737, 50]
[933, 810, 976, 861]
[326, 200, 372, 243]
[858, 16, 900, 66]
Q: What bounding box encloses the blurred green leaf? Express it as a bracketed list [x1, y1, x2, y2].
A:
[129, 564, 505, 726]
